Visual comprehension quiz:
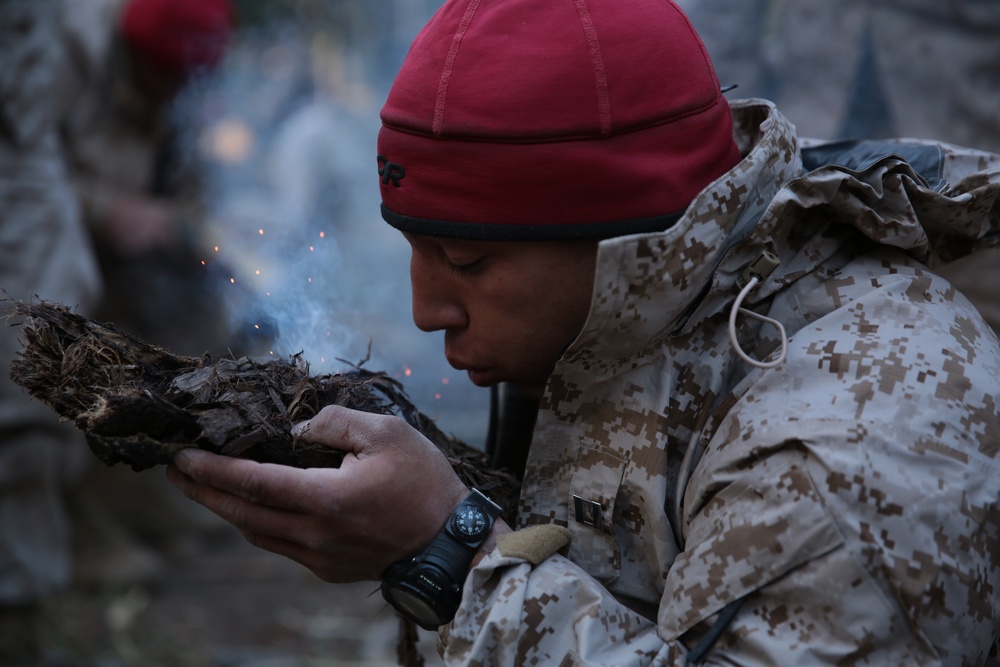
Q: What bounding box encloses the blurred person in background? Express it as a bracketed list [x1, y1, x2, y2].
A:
[0, 1, 103, 664]
[56, 0, 240, 587]
[61, 0, 237, 353]
[676, 0, 1000, 330]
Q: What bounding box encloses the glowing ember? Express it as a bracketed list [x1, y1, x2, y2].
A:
[319, 231, 326, 238]
[259, 229, 264, 235]
[441, 378, 450, 385]
[404, 368, 412, 377]
[230, 278, 235, 284]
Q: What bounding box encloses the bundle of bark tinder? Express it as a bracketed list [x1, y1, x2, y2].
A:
[6, 300, 519, 517]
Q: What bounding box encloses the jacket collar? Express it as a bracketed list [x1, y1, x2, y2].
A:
[565, 99, 798, 361]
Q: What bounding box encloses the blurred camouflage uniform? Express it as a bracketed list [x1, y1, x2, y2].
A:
[676, 0, 1000, 331]
[0, 0, 103, 661]
[441, 100, 1000, 665]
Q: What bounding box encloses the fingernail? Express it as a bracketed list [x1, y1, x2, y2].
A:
[172, 447, 201, 470]
[291, 419, 311, 437]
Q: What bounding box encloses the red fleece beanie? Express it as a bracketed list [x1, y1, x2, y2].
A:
[121, 0, 235, 77]
[377, 0, 741, 241]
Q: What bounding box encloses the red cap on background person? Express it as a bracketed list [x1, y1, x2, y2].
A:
[377, 0, 741, 241]
[120, 0, 236, 79]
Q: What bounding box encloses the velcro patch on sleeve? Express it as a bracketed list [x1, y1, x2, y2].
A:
[496, 525, 573, 565]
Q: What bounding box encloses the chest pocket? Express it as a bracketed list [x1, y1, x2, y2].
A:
[567, 444, 629, 584]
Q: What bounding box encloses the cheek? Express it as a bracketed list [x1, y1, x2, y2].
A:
[506, 289, 587, 356]
[461, 285, 541, 355]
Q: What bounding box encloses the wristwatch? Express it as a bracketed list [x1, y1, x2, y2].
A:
[381, 489, 503, 630]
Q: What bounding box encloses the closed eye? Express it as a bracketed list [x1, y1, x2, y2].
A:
[447, 258, 484, 277]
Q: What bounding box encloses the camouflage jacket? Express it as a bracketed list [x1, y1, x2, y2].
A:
[439, 99, 1000, 666]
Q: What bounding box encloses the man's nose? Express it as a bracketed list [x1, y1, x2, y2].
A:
[410, 261, 468, 333]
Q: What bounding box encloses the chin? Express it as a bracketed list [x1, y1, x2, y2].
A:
[466, 369, 499, 387]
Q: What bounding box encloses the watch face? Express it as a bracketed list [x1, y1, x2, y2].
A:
[382, 567, 459, 631]
[451, 505, 489, 541]
[383, 587, 441, 629]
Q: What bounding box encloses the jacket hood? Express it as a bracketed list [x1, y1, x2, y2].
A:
[569, 98, 1000, 361]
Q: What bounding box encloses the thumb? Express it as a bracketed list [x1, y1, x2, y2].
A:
[291, 404, 397, 457]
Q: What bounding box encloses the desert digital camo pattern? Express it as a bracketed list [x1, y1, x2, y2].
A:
[439, 100, 1000, 665]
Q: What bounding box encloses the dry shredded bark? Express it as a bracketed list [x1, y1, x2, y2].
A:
[7, 300, 519, 667]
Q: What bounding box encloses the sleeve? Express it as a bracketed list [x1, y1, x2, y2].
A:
[438, 448, 945, 666]
[659, 448, 943, 665]
[440, 551, 680, 666]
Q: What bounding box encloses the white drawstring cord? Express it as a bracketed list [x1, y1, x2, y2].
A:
[727, 275, 788, 369]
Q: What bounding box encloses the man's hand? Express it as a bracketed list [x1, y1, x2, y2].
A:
[165, 405, 470, 582]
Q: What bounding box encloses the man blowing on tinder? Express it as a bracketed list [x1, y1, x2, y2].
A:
[167, 0, 1000, 663]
